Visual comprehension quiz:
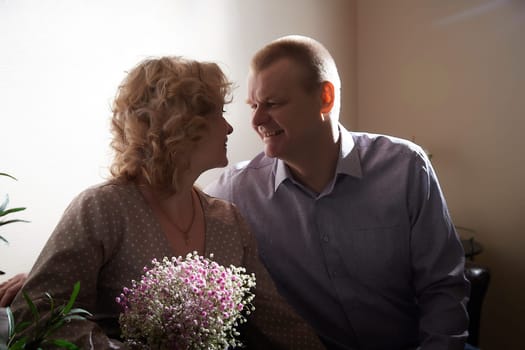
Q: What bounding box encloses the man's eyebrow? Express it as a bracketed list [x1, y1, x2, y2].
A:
[245, 95, 264, 104]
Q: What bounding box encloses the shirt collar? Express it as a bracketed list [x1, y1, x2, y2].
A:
[273, 123, 363, 192]
[337, 124, 362, 179]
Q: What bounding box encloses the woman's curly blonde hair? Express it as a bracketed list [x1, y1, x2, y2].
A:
[110, 56, 232, 194]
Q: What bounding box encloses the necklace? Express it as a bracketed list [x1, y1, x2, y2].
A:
[163, 189, 196, 245]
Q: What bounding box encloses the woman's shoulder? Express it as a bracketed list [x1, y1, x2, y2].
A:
[67, 180, 140, 212]
[195, 187, 237, 212]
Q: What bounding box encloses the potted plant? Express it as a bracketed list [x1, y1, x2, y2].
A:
[0, 282, 91, 350]
[3, 282, 91, 350]
[0, 173, 28, 250]
[0, 173, 91, 349]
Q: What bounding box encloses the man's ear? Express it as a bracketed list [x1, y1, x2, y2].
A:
[320, 81, 335, 114]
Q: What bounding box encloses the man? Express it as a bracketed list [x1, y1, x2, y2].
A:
[205, 35, 469, 349]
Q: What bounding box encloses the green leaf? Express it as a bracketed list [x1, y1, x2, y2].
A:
[0, 219, 30, 227]
[49, 339, 80, 350]
[0, 173, 17, 181]
[22, 291, 40, 324]
[0, 207, 26, 218]
[44, 292, 55, 314]
[63, 315, 88, 322]
[7, 337, 27, 350]
[66, 308, 92, 317]
[0, 194, 8, 212]
[7, 282, 88, 350]
[12, 320, 31, 333]
[6, 307, 15, 338]
[63, 282, 81, 315]
[42, 320, 65, 339]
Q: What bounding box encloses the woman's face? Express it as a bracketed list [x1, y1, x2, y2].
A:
[191, 107, 234, 173]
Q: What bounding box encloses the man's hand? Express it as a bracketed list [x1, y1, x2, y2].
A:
[0, 273, 27, 306]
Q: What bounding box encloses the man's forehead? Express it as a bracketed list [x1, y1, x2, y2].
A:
[248, 59, 300, 97]
[253, 58, 298, 79]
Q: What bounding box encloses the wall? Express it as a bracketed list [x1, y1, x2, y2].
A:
[356, 0, 525, 348]
[0, 0, 356, 280]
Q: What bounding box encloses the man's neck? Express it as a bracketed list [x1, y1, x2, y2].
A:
[285, 130, 341, 194]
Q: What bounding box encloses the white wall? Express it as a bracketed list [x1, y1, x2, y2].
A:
[356, 1, 525, 348]
[0, 0, 238, 277]
[0, 0, 356, 279]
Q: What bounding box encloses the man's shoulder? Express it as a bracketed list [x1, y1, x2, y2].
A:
[222, 152, 274, 181]
[351, 131, 409, 147]
[350, 131, 425, 158]
[204, 152, 275, 199]
[233, 152, 274, 170]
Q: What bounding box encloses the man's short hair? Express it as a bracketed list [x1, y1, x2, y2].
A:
[251, 35, 341, 94]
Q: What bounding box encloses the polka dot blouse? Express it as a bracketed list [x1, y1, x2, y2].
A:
[10, 181, 324, 349]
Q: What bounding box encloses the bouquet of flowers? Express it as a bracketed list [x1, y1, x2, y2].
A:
[116, 252, 256, 350]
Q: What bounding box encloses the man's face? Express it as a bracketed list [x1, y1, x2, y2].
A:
[247, 58, 323, 161]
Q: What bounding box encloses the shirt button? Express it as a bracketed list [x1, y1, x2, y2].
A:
[323, 235, 329, 242]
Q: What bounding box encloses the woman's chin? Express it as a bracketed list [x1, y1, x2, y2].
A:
[210, 158, 229, 170]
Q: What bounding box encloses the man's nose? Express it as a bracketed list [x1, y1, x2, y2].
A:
[252, 106, 267, 126]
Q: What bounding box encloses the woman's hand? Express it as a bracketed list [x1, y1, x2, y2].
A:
[0, 273, 27, 306]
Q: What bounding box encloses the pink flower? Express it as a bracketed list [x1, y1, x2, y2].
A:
[117, 252, 256, 349]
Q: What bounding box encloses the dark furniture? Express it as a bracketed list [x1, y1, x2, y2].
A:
[464, 262, 490, 347]
[461, 234, 490, 348]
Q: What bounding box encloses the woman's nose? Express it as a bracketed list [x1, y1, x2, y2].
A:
[226, 120, 233, 135]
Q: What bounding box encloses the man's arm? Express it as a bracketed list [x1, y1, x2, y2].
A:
[409, 151, 470, 349]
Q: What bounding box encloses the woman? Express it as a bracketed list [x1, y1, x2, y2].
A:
[9, 57, 324, 349]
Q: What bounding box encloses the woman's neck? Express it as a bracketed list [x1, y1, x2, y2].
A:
[139, 183, 205, 256]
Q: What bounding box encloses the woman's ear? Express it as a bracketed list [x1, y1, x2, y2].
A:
[320, 81, 335, 114]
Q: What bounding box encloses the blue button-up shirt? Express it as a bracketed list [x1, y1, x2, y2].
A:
[205, 125, 469, 350]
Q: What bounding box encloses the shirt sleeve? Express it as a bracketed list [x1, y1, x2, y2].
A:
[408, 150, 470, 349]
[10, 188, 126, 349]
[232, 209, 326, 350]
[203, 168, 234, 201]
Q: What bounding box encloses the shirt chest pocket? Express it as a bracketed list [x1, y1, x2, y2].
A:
[335, 225, 412, 287]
